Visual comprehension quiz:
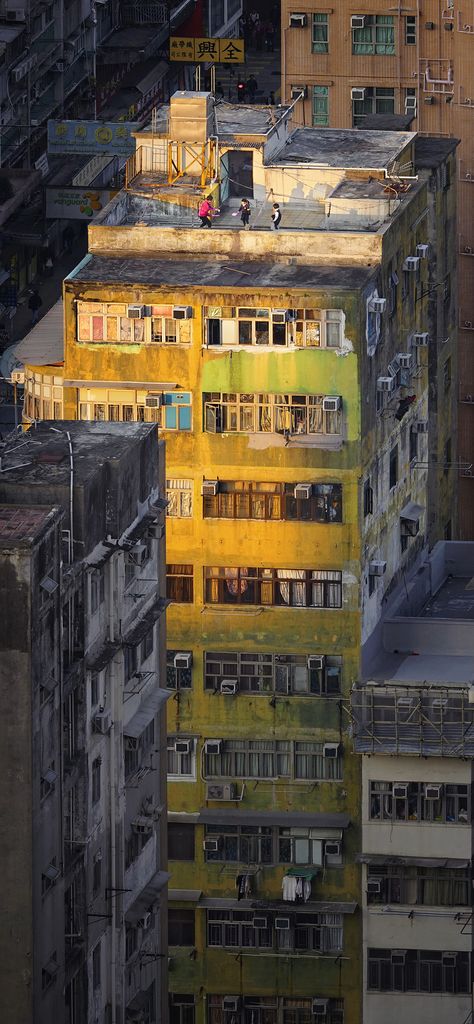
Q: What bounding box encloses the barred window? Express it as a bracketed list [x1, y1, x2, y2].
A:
[204, 652, 342, 696]
[167, 736, 196, 779]
[203, 739, 341, 781]
[203, 393, 342, 436]
[206, 911, 342, 953]
[167, 479, 193, 517]
[167, 564, 193, 603]
[369, 781, 470, 823]
[167, 650, 192, 689]
[367, 865, 470, 906]
[204, 567, 342, 608]
[352, 15, 394, 55]
[368, 948, 470, 993]
[203, 482, 342, 523]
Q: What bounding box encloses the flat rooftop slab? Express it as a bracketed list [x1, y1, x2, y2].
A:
[367, 651, 474, 687]
[271, 127, 415, 170]
[420, 575, 474, 620]
[0, 504, 55, 544]
[123, 193, 327, 231]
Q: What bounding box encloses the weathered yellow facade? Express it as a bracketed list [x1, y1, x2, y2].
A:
[21, 95, 457, 1024]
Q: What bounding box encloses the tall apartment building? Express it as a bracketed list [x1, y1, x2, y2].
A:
[280, 1, 473, 536]
[0, 422, 169, 1024]
[19, 95, 456, 1024]
[351, 539, 474, 1024]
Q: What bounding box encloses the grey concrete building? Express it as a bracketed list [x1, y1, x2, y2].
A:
[0, 421, 169, 1024]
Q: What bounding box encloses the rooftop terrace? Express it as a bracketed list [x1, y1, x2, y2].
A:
[0, 504, 57, 545]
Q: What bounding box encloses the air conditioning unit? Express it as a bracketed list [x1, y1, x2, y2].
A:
[351, 87, 366, 100]
[125, 736, 139, 751]
[204, 739, 222, 755]
[323, 743, 339, 758]
[424, 783, 442, 799]
[272, 309, 289, 323]
[432, 697, 448, 709]
[13, 62, 27, 83]
[369, 297, 386, 313]
[415, 420, 428, 432]
[174, 652, 192, 669]
[412, 332, 429, 346]
[323, 396, 341, 412]
[206, 782, 237, 800]
[275, 917, 291, 930]
[392, 783, 408, 798]
[308, 655, 325, 670]
[325, 841, 341, 857]
[442, 952, 457, 966]
[312, 1000, 329, 1015]
[223, 998, 240, 1012]
[351, 15, 365, 27]
[464, 320, 473, 329]
[397, 352, 413, 369]
[127, 304, 145, 318]
[145, 395, 162, 408]
[403, 256, 420, 272]
[221, 679, 238, 695]
[369, 560, 387, 577]
[367, 877, 382, 894]
[294, 483, 312, 499]
[93, 710, 112, 734]
[377, 377, 395, 393]
[203, 838, 220, 852]
[416, 244, 429, 258]
[201, 480, 219, 497]
[172, 306, 192, 320]
[55, 59, 66, 72]
[6, 8, 26, 19]
[129, 543, 147, 565]
[289, 12, 307, 26]
[175, 739, 192, 754]
[132, 816, 153, 835]
[397, 697, 414, 709]
[138, 911, 152, 930]
[391, 950, 406, 965]
[253, 916, 268, 928]
[290, 86, 308, 100]
[464, 246, 473, 255]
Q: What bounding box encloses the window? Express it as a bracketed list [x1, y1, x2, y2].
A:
[169, 823, 195, 860]
[203, 739, 341, 781]
[204, 393, 342, 437]
[405, 87, 417, 116]
[90, 568, 105, 614]
[207, 910, 342, 953]
[444, 520, 452, 540]
[368, 949, 470, 993]
[92, 757, 101, 804]
[169, 909, 195, 946]
[125, 826, 153, 868]
[170, 994, 195, 1024]
[405, 15, 416, 43]
[363, 479, 373, 517]
[167, 478, 193, 517]
[76, 301, 191, 345]
[78, 389, 192, 430]
[367, 865, 470, 906]
[167, 564, 193, 603]
[92, 941, 101, 990]
[279, 829, 342, 866]
[312, 13, 329, 51]
[167, 650, 192, 689]
[409, 426, 418, 463]
[389, 445, 398, 490]
[312, 86, 329, 126]
[352, 87, 395, 126]
[204, 567, 342, 608]
[208, 997, 343, 1024]
[124, 720, 155, 778]
[40, 763, 56, 801]
[42, 953, 58, 992]
[443, 356, 451, 391]
[204, 652, 342, 696]
[151, 317, 180, 344]
[204, 824, 273, 863]
[126, 925, 138, 961]
[93, 850, 102, 895]
[444, 437, 452, 474]
[352, 15, 394, 55]
[167, 736, 196, 780]
[369, 781, 470, 823]
[388, 267, 398, 314]
[284, 999, 344, 1024]
[141, 628, 154, 663]
[42, 859, 60, 895]
[124, 644, 138, 680]
[90, 672, 99, 708]
[203, 482, 342, 523]
[204, 308, 343, 349]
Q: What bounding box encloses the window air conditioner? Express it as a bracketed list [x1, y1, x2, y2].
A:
[223, 998, 240, 1012]
[138, 911, 152, 930]
[145, 395, 162, 408]
[307, 655, 325, 670]
[294, 483, 312, 500]
[132, 816, 153, 835]
[403, 256, 420, 272]
[174, 739, 192, 754]
[206, 782, 237, 800]
[174, 652, 192, 669]
[312, 1000, 329, 1015]
[127, 304, 145, 318]
[387, 358, 400, 378]
[367, 877, 382, 894]
[424, 784, 442, 799]
[323, 396, 341, 412]
[377, 377, 395, 393]
[369, 560, 386, 577]
[220, 679, 239, 695]
[397, 352, 413, 369]
[464, 320, 473, 329]
[369, 297, 387, 313]
[6, 8, 26, 19]
[253, 916, 268, 928]
[272, 309, 289, 323]
[412, 332, 429, 346]
[392, 783, 408, 798]
[290, 86, 308, 100]
[275, 917, 291, 930]
[125, 736, 139, 751]
[442, 953, 457, 966]
[289, 12, 307, 27]
[204, 739, 222, 755]
[203, 838, 220, 852]
[351, 87, 366, 100]
[391, 950, 406, 965]
[323, 743, 339, 758]
[415, 420, 428, 433]
[93, 710, 112, 734]
[416, 244, 429, 258]
[172, 305, 192, 320]
[351, 15, 365, 27]
[324, 841, 341, 856]
[201, 480, 219, 496]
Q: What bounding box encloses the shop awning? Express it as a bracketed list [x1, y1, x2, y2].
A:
[86, 641, 121, 673]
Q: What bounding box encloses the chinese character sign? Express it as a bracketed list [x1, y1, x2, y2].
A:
[169, 37, 244, 63]
[47, 120, 137, 156]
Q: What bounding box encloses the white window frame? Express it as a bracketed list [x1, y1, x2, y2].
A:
[167, 736, 197, 781]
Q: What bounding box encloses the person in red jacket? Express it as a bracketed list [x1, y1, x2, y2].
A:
[198, 195, 220, 228]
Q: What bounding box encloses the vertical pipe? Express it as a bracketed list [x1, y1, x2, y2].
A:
[108, 555, 117, 1023]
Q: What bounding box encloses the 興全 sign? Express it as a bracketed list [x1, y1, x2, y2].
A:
[47, 120, 136, 157]
[169, 37, 244, 63]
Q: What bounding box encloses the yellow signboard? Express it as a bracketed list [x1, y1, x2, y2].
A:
[170, 37, 244, 63]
